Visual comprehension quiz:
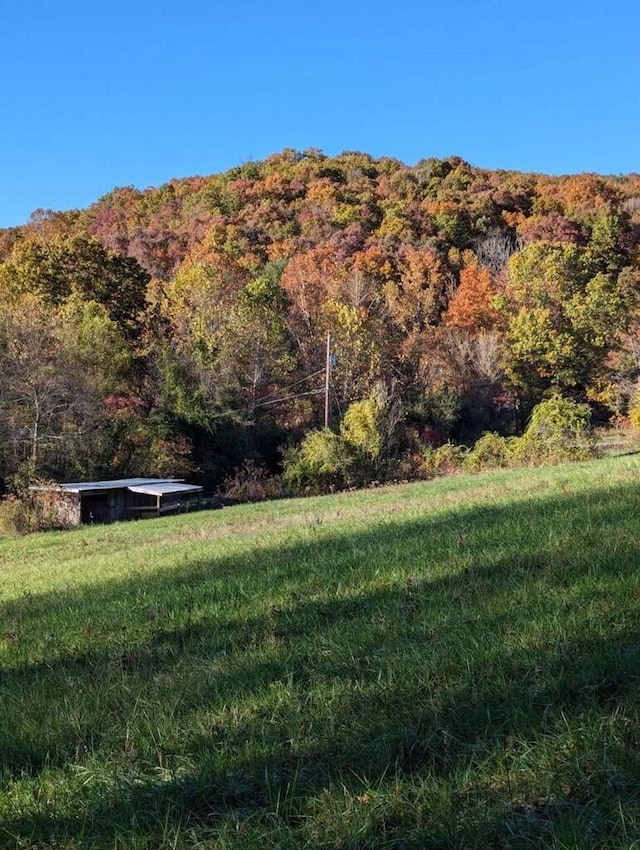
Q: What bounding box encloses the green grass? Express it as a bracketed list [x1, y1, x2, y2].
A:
[1, 457, 640, 848]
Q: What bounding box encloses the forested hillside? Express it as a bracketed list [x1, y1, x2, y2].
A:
[1, 149, 639, 493]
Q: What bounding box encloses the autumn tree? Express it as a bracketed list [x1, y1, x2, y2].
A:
[279, 244, 348, 388]
[0, 292, 130, 479]
[280, 244, 345, 335]
[444, 259, 501, 333]
[384, 245, 452, 337]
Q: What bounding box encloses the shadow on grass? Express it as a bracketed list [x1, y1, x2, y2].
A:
[1, 481, 640, 846]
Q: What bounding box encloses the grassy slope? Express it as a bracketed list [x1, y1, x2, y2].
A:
[1, 457, 640, 848]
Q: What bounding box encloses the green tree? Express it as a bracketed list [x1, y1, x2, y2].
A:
[502, 242, 635, 400]
[220, 271, 295, 414]
[323, 299, 382, 405]
[157, 261, 293, 421]
[156, 261, 245, 420]
[0, 236, 150, 341]
[583, 213, 629, 277]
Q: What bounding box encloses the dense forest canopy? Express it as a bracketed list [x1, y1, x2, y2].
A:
[1, 149, 639, 492]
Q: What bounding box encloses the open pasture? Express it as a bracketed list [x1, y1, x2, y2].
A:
[1, 458, 640, 848]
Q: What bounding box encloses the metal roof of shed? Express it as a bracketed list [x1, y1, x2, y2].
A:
[128, 483, 203, 497]
[54, 478, 183, 493]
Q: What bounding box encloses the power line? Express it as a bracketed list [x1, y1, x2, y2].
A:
[182, 365, 329, 423]
[206, 387, 324, 421]
[254, 388, 324, 409]
[256, 367, 325, 405]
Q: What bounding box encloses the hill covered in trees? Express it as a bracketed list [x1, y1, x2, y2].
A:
[1, 149, 639, 493]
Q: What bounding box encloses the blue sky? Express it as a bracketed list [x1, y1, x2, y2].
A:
[1, 0, 638, 228]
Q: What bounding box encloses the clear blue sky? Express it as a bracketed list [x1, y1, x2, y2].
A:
[1, 0, 638, 228]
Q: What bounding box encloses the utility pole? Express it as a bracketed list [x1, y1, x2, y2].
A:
[324, 331, 331, 429]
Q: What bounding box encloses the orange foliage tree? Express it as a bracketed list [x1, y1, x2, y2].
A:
[444, 260, 501, 333]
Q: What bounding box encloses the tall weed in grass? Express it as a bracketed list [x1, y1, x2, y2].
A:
[0, 457, 640, 847]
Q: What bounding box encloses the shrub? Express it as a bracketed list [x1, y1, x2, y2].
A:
[0, 464, 66, 534]
[341, 397, 382, 461]
[629, 393, 640, 429]
[421, 443, 467, 477]
[465, 432, 512, 472]
[464, 397, 596, 474]
[223, 460, 283, 503]
[282, 428, 347, 494]
[283, 383, 404, 495]
[0, 458, 90, 533]
[512, 394, 595, 465]
[0, 495, 38, 535]
[340, 384, 404, 481]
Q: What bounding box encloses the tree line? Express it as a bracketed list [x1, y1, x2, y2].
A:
[0, 149, 638, 496]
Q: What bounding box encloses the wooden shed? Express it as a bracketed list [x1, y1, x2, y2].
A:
[126, 482, 203, 519]
[30, 478, 203, 527]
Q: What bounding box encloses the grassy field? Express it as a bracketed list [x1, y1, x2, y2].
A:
[1, 456, 640, 849]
